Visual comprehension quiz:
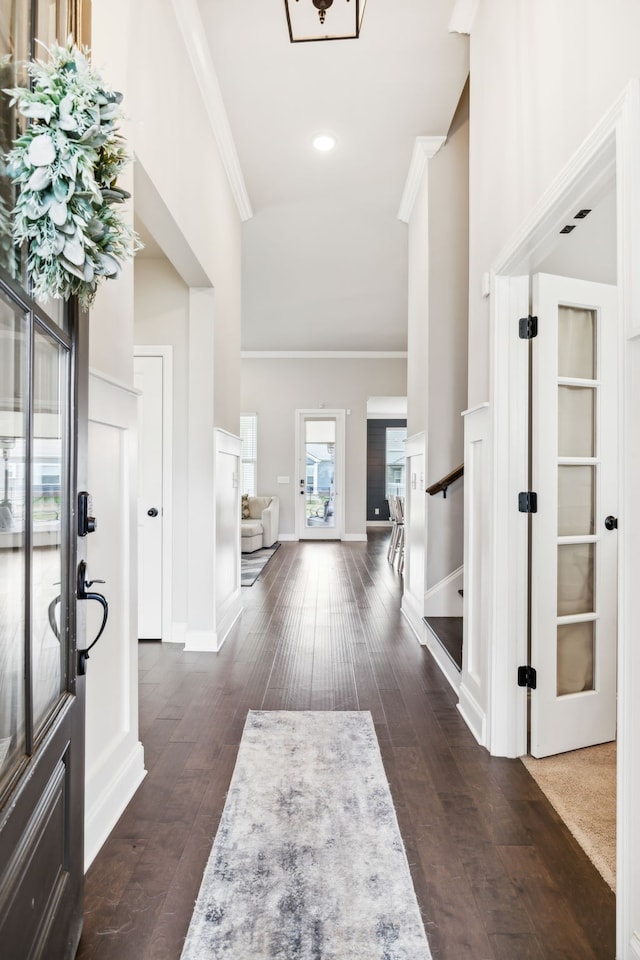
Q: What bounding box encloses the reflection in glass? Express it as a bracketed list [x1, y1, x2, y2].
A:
[558, 543, 595, 616]
[558, 305, 596, 380]
[305, 419, 336, 528]
[558, 465, 595, 536]
[558, 386, 595, 457]
[32, 326, 67, 733]
[0, 0, 31, 282]
[557, 621, 595, 695]
[0, 291, 27, 791]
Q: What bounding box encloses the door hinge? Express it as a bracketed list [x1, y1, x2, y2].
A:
[519, 315, 538, 339]
[518, 491, 538, 513]
[518, 665, 537, 689]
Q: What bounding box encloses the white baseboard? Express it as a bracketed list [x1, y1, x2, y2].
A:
[366, 521, 392, 527]
[424, 565, 464, 617]
[401, 596, 461, 695]
[216, 591, 243, 651]
[84, 738, 146, 871]
[184, 628, 219, 652]
[169, 620, 187, 644]
[458, 682, 487, 748]
[278, 534, 297, 541]
[342, 533, 368, 542]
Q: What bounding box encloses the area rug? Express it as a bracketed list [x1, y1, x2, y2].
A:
[521, 741, 616, 891]
[180, 710, 432, 959]
[241, 542, 280, 587]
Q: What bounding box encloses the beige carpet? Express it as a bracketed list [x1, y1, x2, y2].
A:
[521, 742, 616, 891]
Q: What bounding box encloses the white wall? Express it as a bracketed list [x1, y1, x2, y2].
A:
[241, 357, 407, 538]
[425, 84, 469, 589]
[468, 0, 640, 407]
[84, 0, 243, 866]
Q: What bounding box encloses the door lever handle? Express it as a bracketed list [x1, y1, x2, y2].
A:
[77, 560, 109, 675]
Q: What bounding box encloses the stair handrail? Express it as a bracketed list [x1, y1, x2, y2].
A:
[425, 463, 464, 499]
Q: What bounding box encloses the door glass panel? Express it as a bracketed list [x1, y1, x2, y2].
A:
[557, 543, 595, 616]
[558, 465, 595, 536]
[32, 326, 68, 733]
[0, 291, 27, 790]
[0, 0, 31, 285]
[557, 621, 595, 696]
[305, 419, 335, 528]
[558, 305, 596, 380]
[558, 386, 595, 457]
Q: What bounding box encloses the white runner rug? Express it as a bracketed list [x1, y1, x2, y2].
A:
[181, 710, 432, 959]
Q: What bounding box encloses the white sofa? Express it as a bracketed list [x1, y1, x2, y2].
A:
[241, 495, 279, 553]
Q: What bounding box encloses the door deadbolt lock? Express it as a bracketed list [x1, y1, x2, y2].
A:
[604, 515, 618, 531]
[147, 507, 159, 517]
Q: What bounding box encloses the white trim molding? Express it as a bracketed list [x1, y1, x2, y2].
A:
[398, 136, 447, 223]
[170, 0, 253, 222]
[133, 346, 174, 646]
[423, 565, 464, 617]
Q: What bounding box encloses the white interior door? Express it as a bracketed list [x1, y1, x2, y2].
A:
[297, 411, 344, 540]
[134, 355, 164, 639]
[530, 274, 618, 757]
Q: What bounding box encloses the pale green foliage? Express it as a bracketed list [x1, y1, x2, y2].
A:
[4, 40, 140, 307]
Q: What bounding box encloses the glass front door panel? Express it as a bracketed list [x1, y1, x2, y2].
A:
[0, 290, 27, 792]
[305, 419, 336, 529]
[31, 326, 68, 733]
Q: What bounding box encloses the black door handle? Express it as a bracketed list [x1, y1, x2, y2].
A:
[604, 515, 618, 531]
[77, 560, 109, 675]
[147, 507, 158, 517]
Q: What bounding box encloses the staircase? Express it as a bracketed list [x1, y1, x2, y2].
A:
[423, 616, 463, 671]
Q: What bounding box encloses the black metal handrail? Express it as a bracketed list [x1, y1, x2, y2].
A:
[426, 464, 464, 499]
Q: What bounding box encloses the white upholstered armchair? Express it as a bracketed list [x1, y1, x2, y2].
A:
[241, 496, 279, 553]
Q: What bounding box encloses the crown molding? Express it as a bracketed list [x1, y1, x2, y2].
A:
[449, 0, 480, 35]
[397, 136, 447, 223]
[241, 351, 408, 360]
[170, 0, 253, 222]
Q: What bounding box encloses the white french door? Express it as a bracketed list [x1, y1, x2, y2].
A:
[296, 411, 345, 540]
[530, 274, 618, 757]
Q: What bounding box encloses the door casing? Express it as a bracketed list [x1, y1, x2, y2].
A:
[133, 345, 173, 642]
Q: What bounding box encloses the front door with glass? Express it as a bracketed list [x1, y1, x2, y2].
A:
[297, 413, 344, 540]
[0, 3, 87, 956]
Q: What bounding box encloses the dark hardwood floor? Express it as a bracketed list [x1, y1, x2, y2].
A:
[77, 531, 615, 960]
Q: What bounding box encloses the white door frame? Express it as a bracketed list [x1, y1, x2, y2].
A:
[133, 345, 173, 642]
[484, 80, 640, 958]
[294, 409, 346, 540]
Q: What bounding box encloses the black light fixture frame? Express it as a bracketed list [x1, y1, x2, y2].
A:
[284, 0, 365, 43]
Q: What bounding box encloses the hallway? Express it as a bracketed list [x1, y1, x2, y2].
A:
[77, 531, 615, 960]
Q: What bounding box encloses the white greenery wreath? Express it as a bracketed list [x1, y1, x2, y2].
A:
[4, 40, 139, 307]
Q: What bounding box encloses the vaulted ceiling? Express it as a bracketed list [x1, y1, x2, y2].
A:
[197, 0, 470, 352]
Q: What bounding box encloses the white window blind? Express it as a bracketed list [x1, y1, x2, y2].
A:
[240, 413, 257, 496]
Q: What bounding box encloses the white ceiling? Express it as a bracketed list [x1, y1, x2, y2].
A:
[197, 0, 470, 351]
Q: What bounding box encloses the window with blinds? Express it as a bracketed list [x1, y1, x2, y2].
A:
[240, 413, 257, 496]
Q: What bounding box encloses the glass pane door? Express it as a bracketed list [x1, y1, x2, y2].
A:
[32, 323, 69, 733]
[0, 291, 27, 791]
[304, 419, 336, 529]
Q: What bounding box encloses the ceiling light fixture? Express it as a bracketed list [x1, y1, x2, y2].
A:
[312, 133, 336, 152]
[284, 0, 366, 43]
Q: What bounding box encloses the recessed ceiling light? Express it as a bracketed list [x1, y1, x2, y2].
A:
[312, 133, 337, 152]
